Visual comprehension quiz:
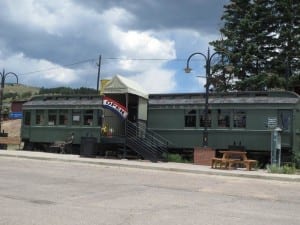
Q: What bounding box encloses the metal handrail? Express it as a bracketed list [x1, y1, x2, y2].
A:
[126, 120, 169, 161]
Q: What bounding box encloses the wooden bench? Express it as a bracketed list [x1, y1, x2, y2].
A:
[0, 136, 22, 149]
[49, 134, 74, 154]
[243, 159, 258, 171]
[211, 157, 243, 169]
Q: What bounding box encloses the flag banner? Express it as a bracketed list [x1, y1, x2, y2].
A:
[103, 96, 128, 119]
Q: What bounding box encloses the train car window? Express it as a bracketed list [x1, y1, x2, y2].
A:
[199, 109, 212, 127]
[83, 110, 93, 126]
[279, 110, 292, 132]
[48, 110, 57, 125]
[24, 111, 31, 126]
[218, 109, 230, 127]
[185, 109, 196, 127]
[35, 110, 44, 125]
[97, 110, 103, 126]
[59, 110, 68, 125]
[72, 110, 81, 126]
[233, 110, 246, 128]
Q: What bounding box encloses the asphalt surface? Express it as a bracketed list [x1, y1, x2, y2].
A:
[1, 149, 300, 182]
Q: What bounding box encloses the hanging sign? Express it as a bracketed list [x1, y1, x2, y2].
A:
[103, 96, 128, 119]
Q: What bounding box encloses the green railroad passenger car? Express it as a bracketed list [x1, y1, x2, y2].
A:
[20, 76, 300, 164]
[20, 75, 150, 157]
[147, 91, 300, 163]
[21, 95, 105, 152]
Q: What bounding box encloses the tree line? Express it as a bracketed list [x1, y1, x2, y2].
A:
[209, 0, 299, 93]
[3, 86, 98, 102]
[38, 87, 98, 95]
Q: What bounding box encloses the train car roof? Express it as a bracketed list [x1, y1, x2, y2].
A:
[103, 75, 148, 99]
[148, 91, 300, 105]
[23, 95, 103, 108]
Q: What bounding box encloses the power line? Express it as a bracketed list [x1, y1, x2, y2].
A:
[19, 58, 97, 76]
[17, 56, 199, 77]
[105, 57, 178, 61]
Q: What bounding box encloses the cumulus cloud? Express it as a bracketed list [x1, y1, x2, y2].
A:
[131, 68, 176, 93]
[110, 26, 176, 69]
[106, 24, 177, 93]
[0, 0, 228, 92]
[0, 52, 78, 87]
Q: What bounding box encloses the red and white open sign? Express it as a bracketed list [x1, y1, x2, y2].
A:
[103, 96, 128, 119]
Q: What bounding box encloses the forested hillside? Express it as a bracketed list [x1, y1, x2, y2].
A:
[3, 83, 98, 103]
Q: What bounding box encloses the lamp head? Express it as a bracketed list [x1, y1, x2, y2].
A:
[184, 67, 192, 73]
[224, 65, 234, 73]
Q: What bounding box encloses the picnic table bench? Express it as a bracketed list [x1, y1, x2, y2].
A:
[49, 134, 74, 154]
[0, 136, 22, 149]
[211, 150, 258, 171]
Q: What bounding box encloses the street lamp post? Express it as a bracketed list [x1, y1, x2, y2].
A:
[0, 69, 19, 133]
[184, 48, 228, 147]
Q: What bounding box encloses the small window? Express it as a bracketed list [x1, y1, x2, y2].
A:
[36, 110, 44, 125]
[233, 110, 246, 128]
[199, 109, 212, 127]
[185, 109, 196, 127]
[59, 110, 68, 125]
[279, 110, 292, 132]
[83, 110, 93, 126]
[218, 109, 230, 128]
[72, 110, 81, 126]
[24, 111, 31, 126]
[97, 110, 103, 126]
[48, 110, 57, 125]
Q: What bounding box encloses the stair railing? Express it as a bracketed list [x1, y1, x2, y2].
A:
[125, 120, 169, 162]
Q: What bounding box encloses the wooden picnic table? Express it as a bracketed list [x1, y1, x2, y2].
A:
[211, 150, 257, 170]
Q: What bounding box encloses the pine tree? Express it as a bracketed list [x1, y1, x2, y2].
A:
[272, 0, 300, 90]
[210, 0, 300, 92]
[210, 0, 257, 91]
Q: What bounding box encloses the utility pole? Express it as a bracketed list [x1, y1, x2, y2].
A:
[96, 55, 102, 92]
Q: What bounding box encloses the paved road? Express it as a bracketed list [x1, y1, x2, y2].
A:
[0, 157, 300, 225]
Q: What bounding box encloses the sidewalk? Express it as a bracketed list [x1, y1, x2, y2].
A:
[1, 149, 300, 182]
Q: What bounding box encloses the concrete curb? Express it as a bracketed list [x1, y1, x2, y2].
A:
[1, 150, 300, 182]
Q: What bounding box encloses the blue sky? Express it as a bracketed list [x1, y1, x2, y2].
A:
[0, 0, 229, 94]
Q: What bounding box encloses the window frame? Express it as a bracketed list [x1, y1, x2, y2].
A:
[184, 109, 197, 128]
[48, 109, 57, 126]
[233, 110, 247, 128]
[217, 109, 230, 128]
[199, 109, 212, 128]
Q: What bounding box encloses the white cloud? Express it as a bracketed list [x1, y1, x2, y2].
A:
[101, 7, 135, 26]
[3, 0, 108, 37]
[108, 26, 177, 93]
[0, 53, 77, 86]
[0, 0, 226, 93]
[110, 27, 176, 69]
[131, 68, 176, 93]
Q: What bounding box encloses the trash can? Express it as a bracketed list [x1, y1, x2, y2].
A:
[80, 137, 97, 157]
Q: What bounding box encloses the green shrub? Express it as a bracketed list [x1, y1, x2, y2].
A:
[167, 153, 190, 163]
[266, 163, 296, 174]
[292, 152, 300, 169]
